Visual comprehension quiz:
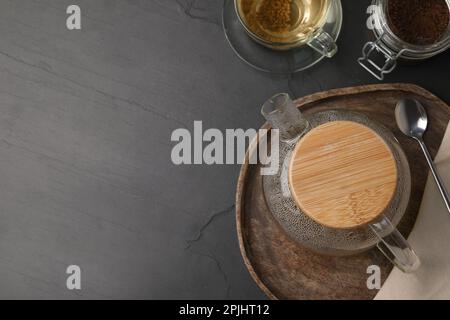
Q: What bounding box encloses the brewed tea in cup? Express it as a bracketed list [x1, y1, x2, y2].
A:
[235, 0, 338, 55]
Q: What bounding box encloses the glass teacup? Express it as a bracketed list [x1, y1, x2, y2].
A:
[235, 0, 339, 56]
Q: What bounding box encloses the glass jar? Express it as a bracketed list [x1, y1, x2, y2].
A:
[358, 0, 450, 80]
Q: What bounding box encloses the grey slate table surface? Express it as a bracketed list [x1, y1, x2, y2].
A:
[0, 0, 448, 299]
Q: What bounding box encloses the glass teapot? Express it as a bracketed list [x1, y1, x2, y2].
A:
[261, 93, 420, 272]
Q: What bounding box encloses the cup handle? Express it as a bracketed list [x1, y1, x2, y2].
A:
[307, 30, 338, 58]
[370, 215, 421, 273]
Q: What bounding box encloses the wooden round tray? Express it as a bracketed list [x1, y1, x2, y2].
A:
[236, 83, 450, 300]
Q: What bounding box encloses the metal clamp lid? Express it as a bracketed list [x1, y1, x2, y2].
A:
[358, 32, 407, 80]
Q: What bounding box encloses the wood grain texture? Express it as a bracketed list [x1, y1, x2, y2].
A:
[236, 83, 450, 300]
[289, 121, 397, 229]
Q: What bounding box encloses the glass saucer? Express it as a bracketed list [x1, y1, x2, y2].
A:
[222, 0, 343, 74]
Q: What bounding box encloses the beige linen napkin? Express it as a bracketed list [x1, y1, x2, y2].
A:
[376, 122, 450, 300]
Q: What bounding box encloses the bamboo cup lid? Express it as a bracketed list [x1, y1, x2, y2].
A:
[288, 121, 398, 229]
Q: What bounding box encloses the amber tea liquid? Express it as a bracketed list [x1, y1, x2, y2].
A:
[236, 0, 330, 44]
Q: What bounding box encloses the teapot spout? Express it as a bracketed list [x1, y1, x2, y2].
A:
[261, 93, 309, 142]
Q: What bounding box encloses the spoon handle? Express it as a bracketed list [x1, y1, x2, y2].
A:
[418, 138, 450, 214]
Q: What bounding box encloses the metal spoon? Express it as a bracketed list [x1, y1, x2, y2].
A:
[396, 98, 450, 214]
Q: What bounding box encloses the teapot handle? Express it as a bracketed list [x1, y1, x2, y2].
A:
[370, 215, 420, 273]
